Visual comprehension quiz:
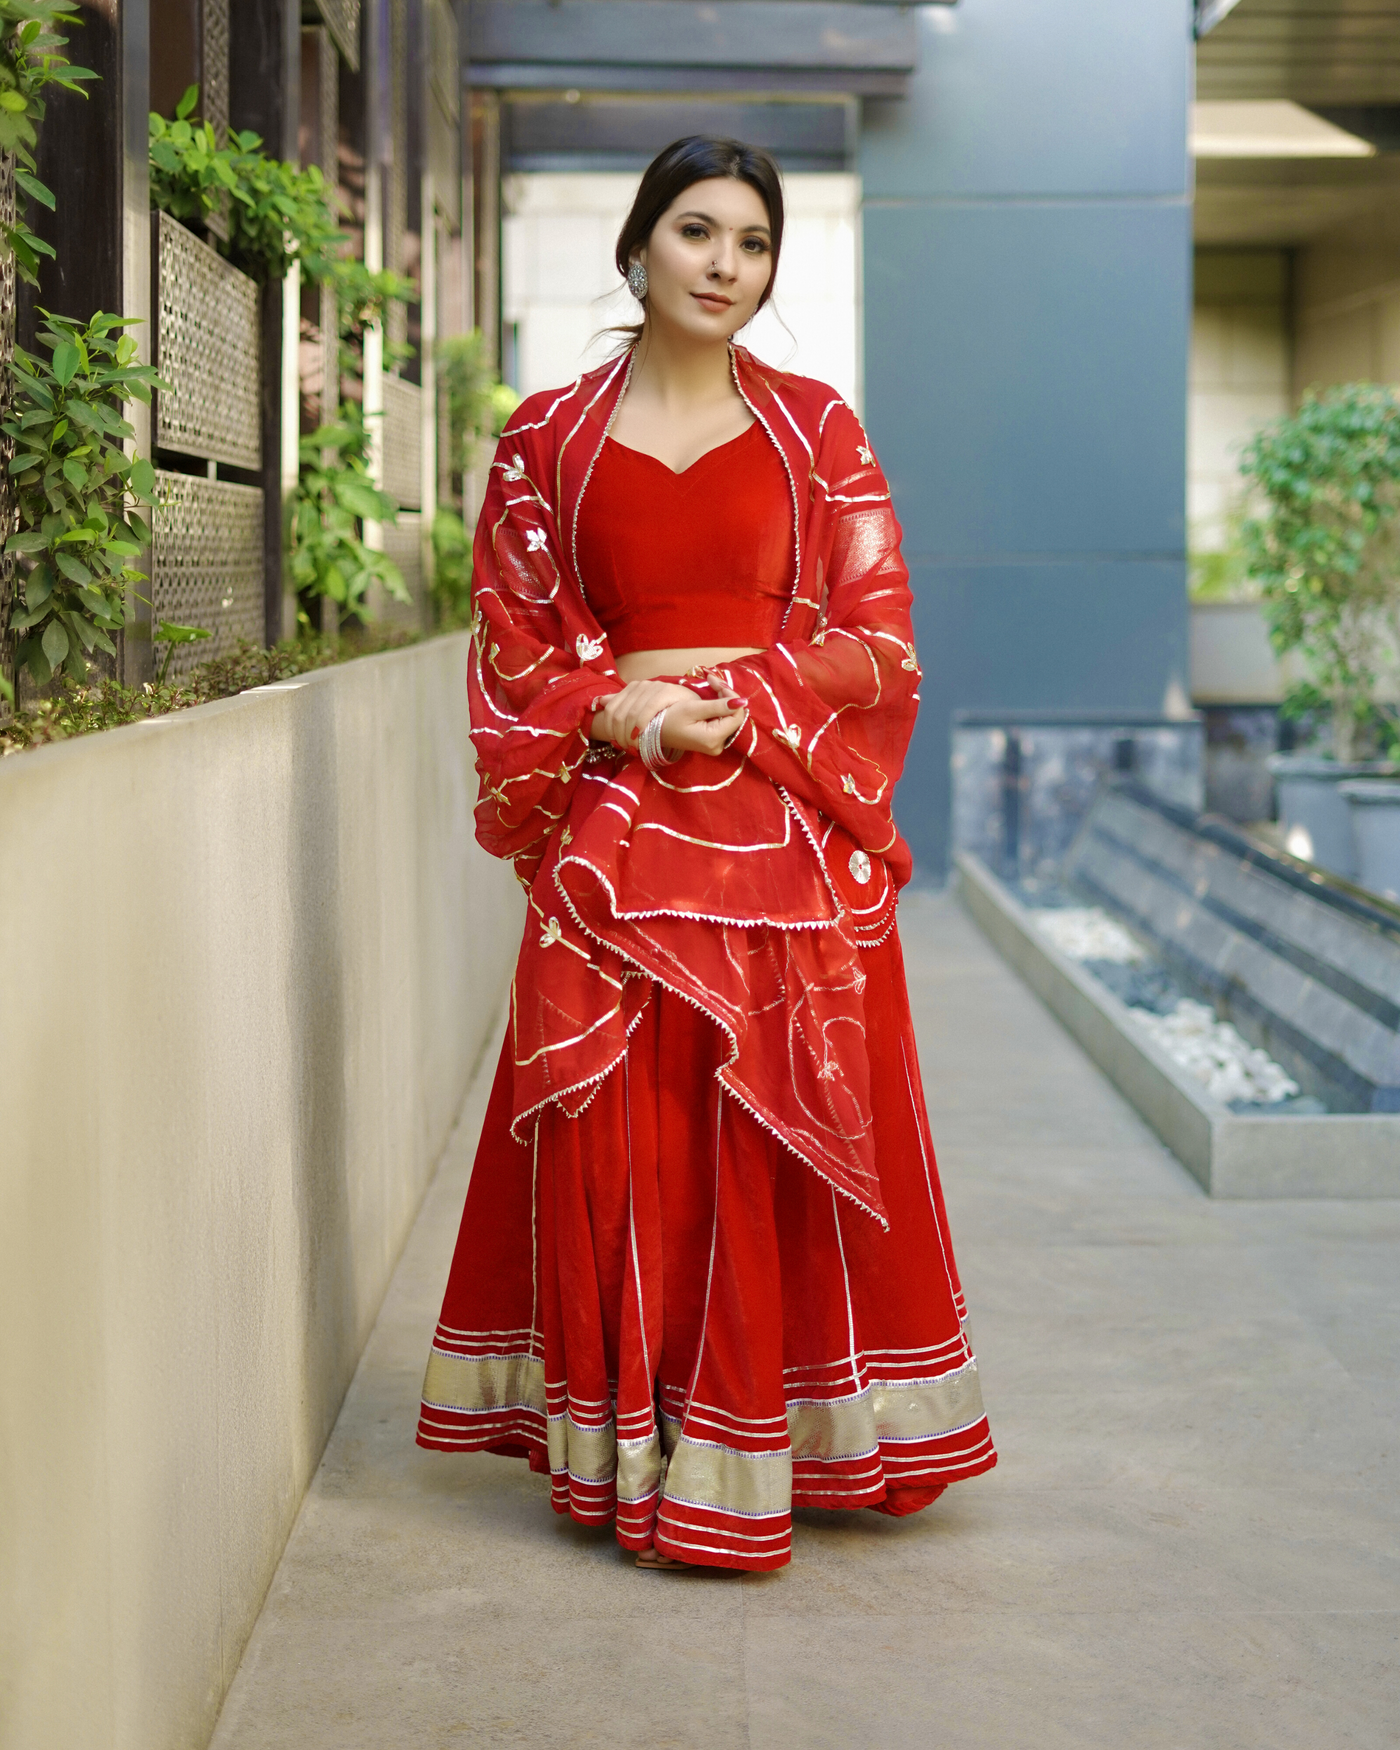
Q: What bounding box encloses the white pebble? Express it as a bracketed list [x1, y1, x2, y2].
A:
[1033, 907, 1145, 964]
[1129, 999, 1300, 1106]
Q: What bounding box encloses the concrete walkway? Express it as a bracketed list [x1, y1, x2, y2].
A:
[209, 892, 1400, 1749]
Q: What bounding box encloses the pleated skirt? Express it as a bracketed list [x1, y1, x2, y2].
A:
[417, 924, 995, 1570]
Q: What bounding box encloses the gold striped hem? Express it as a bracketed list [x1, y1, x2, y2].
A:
[548, 1413, 617, 1482]
[664, 1435, 794, 1517]
[788, 1363, 986, 1462]
[617, 1431, 662, 1505]
[421, 1350, 545, 1417]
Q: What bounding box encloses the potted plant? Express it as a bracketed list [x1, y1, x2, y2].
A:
[1240, 382, 1400, 881]
[1337, 779, 1400, 901]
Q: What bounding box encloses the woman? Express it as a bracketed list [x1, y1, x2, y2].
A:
[417, 136, 995, 1572]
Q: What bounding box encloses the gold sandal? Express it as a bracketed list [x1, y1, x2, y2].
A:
[635, 1546, 700, 1572]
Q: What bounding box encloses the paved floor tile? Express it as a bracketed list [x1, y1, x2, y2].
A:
[208, 892, 1400, 1748]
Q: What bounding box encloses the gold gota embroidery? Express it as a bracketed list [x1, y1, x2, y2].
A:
[644, 758, 749, 795]
[420, 1350, 546, 1419]
[629, 809, 796, 855]
[785, 1365, 988, 1465]
[548, 1413, 618, 1484]
[510, 988, 627, 1068]
[663, 1436, 795, 1517]
[616, 1430, 663, 1506]
[870, 1364, 987, 1441]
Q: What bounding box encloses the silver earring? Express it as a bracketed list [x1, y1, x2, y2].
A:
[626, 260, 648, 300]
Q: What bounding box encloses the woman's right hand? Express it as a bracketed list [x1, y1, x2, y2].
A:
[590, 678, 748, 758]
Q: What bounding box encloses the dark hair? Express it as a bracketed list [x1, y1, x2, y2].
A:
[614, 135, 785, 319]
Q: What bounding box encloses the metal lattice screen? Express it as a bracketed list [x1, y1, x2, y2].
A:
[203, 0, 229, 142]
[150, 475, 265, 676]
[318, 24, 340, 424]
[386, 0, 409, 359]
[155, 211, 261, 469]
[380, 512, 427, 630]
[201, 0, 231, 240]
[313, 0, 361, 71]
[381, 373, 423, 509]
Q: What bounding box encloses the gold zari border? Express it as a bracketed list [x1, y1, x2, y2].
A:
[664, 1436, 794, 1516]
[788, 1364, 986, 1461]
[421, 1351, 545, 1416]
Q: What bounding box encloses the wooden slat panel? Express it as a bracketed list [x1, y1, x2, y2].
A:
[1199, 0, 1400, 100]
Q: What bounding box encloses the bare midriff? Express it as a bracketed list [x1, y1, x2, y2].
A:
[616, 646, 765, 683]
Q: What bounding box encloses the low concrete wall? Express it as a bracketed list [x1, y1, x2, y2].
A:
[0, 634, 523, 1750]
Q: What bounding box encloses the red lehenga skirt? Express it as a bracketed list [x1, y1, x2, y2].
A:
[417, 922, 995, 1571]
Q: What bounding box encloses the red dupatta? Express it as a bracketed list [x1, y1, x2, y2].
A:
[468, 345, 920, 1225]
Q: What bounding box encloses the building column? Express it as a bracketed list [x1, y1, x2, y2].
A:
[859, 0, 1193, 877]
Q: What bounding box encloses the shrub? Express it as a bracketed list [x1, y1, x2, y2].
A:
[0, 629, 420, 755]
[149, 84, 343, 285]
[1241, 382, 1400, 762]
[288, 408, 409, 621]
[431, 508, 471, 624]
[2, 308, 164, 688]
[438, 329, 517, 483]
[0, 0, 95, 285]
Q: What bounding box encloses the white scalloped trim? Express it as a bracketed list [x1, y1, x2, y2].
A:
[777, 786, 846, 917]
[554, 851, 839, 933]
[716, 1075, 889, 1231]
[532, 860, 887, 1226]
[854, 908, 900, 951]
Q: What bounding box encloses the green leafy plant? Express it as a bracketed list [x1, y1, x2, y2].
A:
[149, 85, 343, 285]
[438, 329, 517, 484]
[2, 309, 164, 685]
[1188, 506, 1258, 603]
[334, 257, 416, 375]
[1241, 382, 1400, 763]
[153, 617, 210, 685]
[431, 508, 471, 624]
[289, 407, 408, 622]
[0, 0, 96, 285]
[225, 134, 342, 285]
[147, 83, 234, 227]
[0, 627, 424, 756]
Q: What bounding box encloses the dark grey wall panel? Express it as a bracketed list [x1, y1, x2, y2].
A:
[863, 202, 1191, 559]
[470, 1, 917, 72]
[898, 562, 1190, 873]
[862, 0, 1192, 878]
[862, 0, 1189, 200]
[503, 97, 853, 172]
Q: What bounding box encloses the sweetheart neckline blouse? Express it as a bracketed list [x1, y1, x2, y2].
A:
[605, 421, 754, 477]
[574, 421, 793, 657]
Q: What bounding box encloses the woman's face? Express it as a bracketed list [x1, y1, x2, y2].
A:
[635, 176, 775, 344]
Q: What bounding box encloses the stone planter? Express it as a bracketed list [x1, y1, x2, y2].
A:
[1267, 754, 1399, 879]
[1340, 780, 1400, 902]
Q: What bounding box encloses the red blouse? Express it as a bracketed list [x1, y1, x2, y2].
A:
[575, 422, 792, 656]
